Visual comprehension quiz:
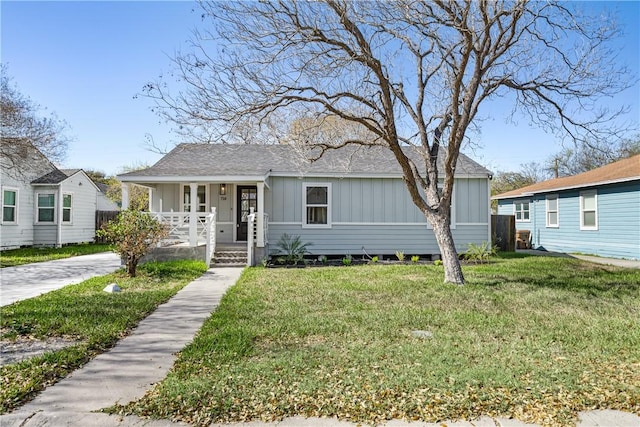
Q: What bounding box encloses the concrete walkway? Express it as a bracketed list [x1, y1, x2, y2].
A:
[0, 267, 244, 427]
[1, 264, 638, 427]
[0, 252, 122, 306]
[518, 249, 640, 269]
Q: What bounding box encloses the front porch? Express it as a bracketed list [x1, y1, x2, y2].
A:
[121, 181, 269, 266]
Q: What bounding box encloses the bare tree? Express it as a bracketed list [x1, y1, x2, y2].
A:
[545, 136, 640, 177]
[1, 65, 70, 174]
[143, 1, 633, 284]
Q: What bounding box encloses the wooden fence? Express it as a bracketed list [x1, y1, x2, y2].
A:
[95, 211, 119, 243]
[491, 214, 515, 252]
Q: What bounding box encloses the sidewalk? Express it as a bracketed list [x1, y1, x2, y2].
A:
[0, 252, 122, 307]
[1, 266, 638, 427]
[0, 267, 244, 427]
[518, 249, 640, 269]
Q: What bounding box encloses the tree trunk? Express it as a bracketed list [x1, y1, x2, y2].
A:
[430, 213, 465, 285]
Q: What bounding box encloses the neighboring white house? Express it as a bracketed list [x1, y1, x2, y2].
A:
[118, 143, 493, 264]
[1, 143, 106, 249]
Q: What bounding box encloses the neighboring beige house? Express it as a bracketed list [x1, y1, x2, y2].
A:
[1, 143, 106, 249]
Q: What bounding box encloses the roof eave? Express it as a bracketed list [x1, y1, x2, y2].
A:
[493, 176, 640, 200]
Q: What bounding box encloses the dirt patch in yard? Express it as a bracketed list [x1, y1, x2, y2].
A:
[0, 337, 82, 366]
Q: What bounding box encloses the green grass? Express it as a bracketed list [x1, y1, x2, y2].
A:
[117, 255, 639, 426]
[0, 243, 112, 267]
[0, 260, 208, 413]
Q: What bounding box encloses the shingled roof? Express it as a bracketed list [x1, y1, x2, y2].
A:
[118, 143, 490, 181]
[31, 169, 83, 185]
[493, 154, 640, 200]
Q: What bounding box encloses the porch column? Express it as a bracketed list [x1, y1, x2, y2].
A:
[189, 182, 198, 246]
[257, 181, 265, 247]
[148, 187, 154, 212]
[121, 183, 130, 210]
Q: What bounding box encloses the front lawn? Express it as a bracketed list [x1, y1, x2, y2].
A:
[118, 255, 639, 426]
[0, 260, 208, 413]
[0, 243, 112, 268]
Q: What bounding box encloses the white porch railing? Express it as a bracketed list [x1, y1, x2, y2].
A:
[149, 210, 216, 262]
[248, 210, 269, 266]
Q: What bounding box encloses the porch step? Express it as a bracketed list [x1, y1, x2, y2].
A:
[212, 250, 247, 267]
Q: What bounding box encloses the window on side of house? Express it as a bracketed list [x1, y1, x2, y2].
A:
[546, 195, 559, 227]
[37, 193, 55, 223]
[580, 190, 598, 230]
[303, 183, 331, 228]
[62, 193, 72, 223]
[514, 200, 530, 221]
[2, 188, 18, 223]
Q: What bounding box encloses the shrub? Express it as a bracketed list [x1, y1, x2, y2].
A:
[342, 254, 352, 266]
[274, 234, 312, 264]
[411, 255, 420, 263]
[395, 250, 405, 262]
[97, 210, 168, 277]
[370, 256, 379, 264]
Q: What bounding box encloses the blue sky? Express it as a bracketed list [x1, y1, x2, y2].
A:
[2, 1, 638, 177]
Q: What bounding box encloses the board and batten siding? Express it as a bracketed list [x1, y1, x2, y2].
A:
[265, 176, 489, 256]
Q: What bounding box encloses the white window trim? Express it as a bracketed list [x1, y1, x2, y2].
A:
[580, 190, 598, 231]
[2, 187, 19, 224]
[180, 184, 210, 213]
[546, 195, 559, 228]
[35, 192, 56, 224]
[514, 199, 530, 222]
[302, 182, 331, 229]
[62, 192, 73, 224]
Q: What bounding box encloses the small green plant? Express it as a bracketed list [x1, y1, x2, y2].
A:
[319, 255, 328, 265]
[464, 241, 497, 264]
[260, 257, 269, 267]
[370, 256, 379, 263]
[433, 259, 443, 266]
[275, 233, 312, 264]
[395, 250, 405, 262]
[411, 255, 420, 263]
[342, 254, 352, 266]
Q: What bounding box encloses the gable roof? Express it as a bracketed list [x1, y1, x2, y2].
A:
[118, 143, 491, 182]
[493, 154, 640, 200]
[31, 168, 100, 191]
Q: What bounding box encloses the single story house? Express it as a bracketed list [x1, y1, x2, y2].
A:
[117, 143, 492, 265]
[1, 143, 105, 249]
[493, 154, 640, 260]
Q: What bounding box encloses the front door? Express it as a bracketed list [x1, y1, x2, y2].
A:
[237, 186, 257, 241]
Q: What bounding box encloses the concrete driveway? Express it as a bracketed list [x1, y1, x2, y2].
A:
[0, 252, 121, 307]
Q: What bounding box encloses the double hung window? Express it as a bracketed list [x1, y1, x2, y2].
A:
[37, 194, 55, 223]
[546, 195, 558, 227]
[2, 189, 17, 223]
[303, 183, 331, 227]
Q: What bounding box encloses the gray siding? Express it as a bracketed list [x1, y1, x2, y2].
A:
[268, 223, 487, 256]
[266, 176, 489, 256]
